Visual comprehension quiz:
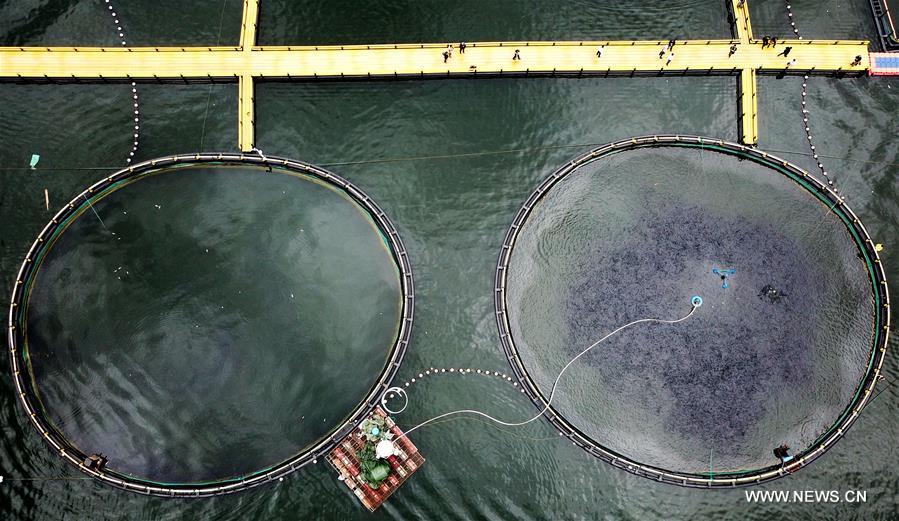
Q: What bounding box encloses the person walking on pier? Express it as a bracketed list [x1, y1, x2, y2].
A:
[596, 45, 604, 59]
[777, 46, 792, 57]
[442, 50, 450, 63]
[728, 44, 737, 57]
[851, 55, 862, 66]
[770, 36, 778, 48]
[513, 49, 521, 60]
[459, 42, 466, 54]
[446, 44, 453, 58]
[786, 58, 797, 68]
[666, 51, 675, 65]
[762, 36, 770, 47]
[658, 39, 673, 57]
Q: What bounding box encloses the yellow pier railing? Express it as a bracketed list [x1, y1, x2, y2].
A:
[0, 1, 872, 151]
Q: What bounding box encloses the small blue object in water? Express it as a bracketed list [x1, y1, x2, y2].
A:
[371, 427, 380, 436]
[29, 154, 40, 169]
[711, 267, 736, 289]
[691, 296, 703, 307]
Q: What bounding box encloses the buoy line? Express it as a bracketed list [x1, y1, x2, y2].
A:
[380, 367, 525, 415]
[103, 0, 140, 165]
[399, 367, 523, 392]
[784, 1, 841, 197]
[384, 297, 701, 441]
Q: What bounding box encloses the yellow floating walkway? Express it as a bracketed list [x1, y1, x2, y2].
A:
[0, 41, 868, 79]
[239, 0, 259, 52]
[0, 0, 871, 151]
[739, 68, 759, 144]
[238, 74, 254, 152]
[732, 0, 754, 44]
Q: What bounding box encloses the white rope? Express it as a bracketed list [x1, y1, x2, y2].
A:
[391, 298, 700, 440]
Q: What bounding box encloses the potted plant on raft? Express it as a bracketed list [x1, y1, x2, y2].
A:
[360, 415, 392, 442]
[357, 442, 392, 488]
[356, 415, 396, 488]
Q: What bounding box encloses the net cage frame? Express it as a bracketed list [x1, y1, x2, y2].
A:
[6, 153, 415, 497]
[493, 135, 891, 488]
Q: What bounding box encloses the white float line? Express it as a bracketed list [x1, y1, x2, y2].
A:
[399, 367, 523, 392]
[786, 2, 840, 196]
[104, 0, 140, 165]
[785, 1, 802, 38]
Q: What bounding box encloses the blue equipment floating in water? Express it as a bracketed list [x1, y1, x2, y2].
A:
[29, 154, 40, 169]
[712, 267, 736, 289]
[691, 295, 703, 307]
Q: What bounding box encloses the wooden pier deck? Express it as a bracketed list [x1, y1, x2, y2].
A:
[0, 0, 873, 151]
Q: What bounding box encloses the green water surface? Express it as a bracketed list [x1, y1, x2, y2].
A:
[1, 0, 897, 519]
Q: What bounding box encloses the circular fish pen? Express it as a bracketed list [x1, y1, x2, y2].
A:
[7, 153, 414, 497]
[494, 135, 890, 488]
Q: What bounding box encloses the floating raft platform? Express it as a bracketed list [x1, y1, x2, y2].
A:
[326, 407, 425, 512]
[870, 52, 899, 74]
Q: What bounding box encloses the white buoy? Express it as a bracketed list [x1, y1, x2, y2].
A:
[376, 440, 396, 459]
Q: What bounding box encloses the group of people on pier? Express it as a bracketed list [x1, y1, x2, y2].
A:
[441, 42, 521, 63]
[436, 36, 863, 70]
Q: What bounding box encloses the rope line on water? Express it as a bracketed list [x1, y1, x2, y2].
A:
[389, 299, 700, 441]
[5, 144, 899, 173]
[0, 414, 572, 487]
[1, 476, 93, 482]
[198, 0, 230, 151]
[783, 1, 842, 197]
[866, 374, 898, 408]
[103, 0, 140, 165]
[420, 415, 569, 443]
